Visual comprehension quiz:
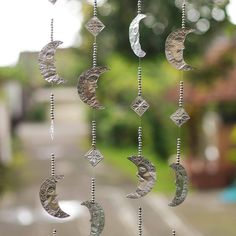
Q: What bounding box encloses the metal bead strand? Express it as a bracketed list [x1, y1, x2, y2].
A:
[138, 66, 142, 96]
[137, 0, 142, 14]
[53, 229, 57, 236]
[138, 126, 142, 157]
[51, 153, 55, 177]
[179, 81, 184, 108]
[94, 0, 97, 17]
[172, 229, 176, 235]
[91, 177, 96, 203]
[50, 93, 55, 121]
[92, 120, 96, 147]
[93, 42, 97, 68]
[176, 138, 181, 165]
[50, 93, 55, 140]
[51, 18, 54, 42]
[182, 0, 186, 29]
[138, 207, 143, 236]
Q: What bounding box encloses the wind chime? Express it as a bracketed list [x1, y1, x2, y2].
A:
[77, 0, 107, 235]
[38, 0, 70, 231]
[165, 0, 195, 234]
[128, 0, 157, 235]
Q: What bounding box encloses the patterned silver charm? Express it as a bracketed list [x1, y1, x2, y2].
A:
[127, 155, 157, 199]
[170, 107, 190, 127]
[39, 175, 70, 218]
[168, 163, 188, 207]
[85, 148, 104, 167]
[131, 96, 149, 116]
[86, 17, 105, 36]
[81, 201, 105, 236]
[38, 41, 65, 84]
[77, 66, 109, 110]
[129, 14, 147, 58]
[165, 28, 195, 71]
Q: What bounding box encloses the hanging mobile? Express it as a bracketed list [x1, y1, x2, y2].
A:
[127, 0, 157, 199]
[165, 0, 191, 207]
[78, 1, 107, 235]
[127, 1, 157, 236]
[77, 0, 108, 167]
[38, 0, 69, 219]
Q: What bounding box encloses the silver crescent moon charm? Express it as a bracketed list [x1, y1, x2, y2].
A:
[126, 155, 157, 199]
[129, 14, 147, 58]
[168, 163, 188, 207]
[38, 40, 66, 85]
[77, 66, 109, 110]
[81, 201, 105, 236]
[39, 175, 70, 218]
[165, 28, 195, 71]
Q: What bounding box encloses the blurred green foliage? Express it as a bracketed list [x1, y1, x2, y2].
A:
[24, 103, 47, 122]
[94, 53, 180, 159]
[0, 140, 25, 195]
[81, 0, 230, 60]
[79, 0, 233, 160]
[0, 0, 234, 164]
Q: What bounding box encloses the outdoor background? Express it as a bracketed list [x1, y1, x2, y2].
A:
[0, 0, 236, 235]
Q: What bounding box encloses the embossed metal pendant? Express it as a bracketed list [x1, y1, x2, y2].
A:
[168, 163, 188, 207]
[85, 148, 104, 167]
[129, 14, 147, 58]
[39, 175, 70, 218]
[38, 41, 65, 84]
[126, 155, 157, 199]
[77, 66, 109, 110]
[86, 17, 105, 36]
[81, 201, 105, 236]
[131, 96, 149, 116]
[165, 28, 195, 71]
[170, 107, 190, 127]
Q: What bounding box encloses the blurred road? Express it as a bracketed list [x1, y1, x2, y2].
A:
[0, 89, 235, 236]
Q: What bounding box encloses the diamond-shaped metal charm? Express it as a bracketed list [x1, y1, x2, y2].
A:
[85, 148, 104, 167]
[170, 108, 190, 127]
[86, 17, 105, 36]
[131, 96, 150, 117]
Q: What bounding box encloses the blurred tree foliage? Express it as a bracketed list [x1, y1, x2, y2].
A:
[77, 0, 233, 160]
[80, 0, 230, 60]
[0, 0, 232, 161]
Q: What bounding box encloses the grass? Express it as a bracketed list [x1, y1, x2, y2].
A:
[101, 144, 175, 194]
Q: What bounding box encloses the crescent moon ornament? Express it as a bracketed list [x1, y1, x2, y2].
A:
[77, 66, 109, 110]
[129, 14, 147, 58]
[38, 40, 65, 84]
[165, 28, 195, 71]
[127, 155, 157, 199]
[168, 163, 188, 207]
[82, 201, 105, 236]
[39, 175, 70, 218]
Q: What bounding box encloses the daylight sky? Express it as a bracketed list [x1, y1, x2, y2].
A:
[0, 0, 235, 67]
[0, 0, 82, 66]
